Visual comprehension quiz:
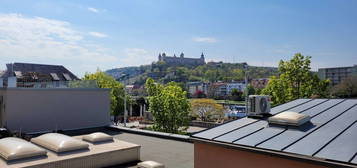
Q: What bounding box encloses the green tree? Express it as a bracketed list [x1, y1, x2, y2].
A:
[230, 88, 243, 101]
[262, 53, 330, 105]
[205, 69, 218, 82]
[191, 99, 224, 121]
[232, 69, 245, 81]
[146, 78, 190, 133]
[83, 70, 126, 116]
[331, 76, 357, 98]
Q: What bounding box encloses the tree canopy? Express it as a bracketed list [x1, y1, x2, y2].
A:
[191, 99, 224, 121]
[262, 53, 330, 105]
[146, 78, 191, 134]
[331, 76, 357, 98]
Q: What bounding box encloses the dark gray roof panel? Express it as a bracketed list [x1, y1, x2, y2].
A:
[192, 99, 357, 166]
[302, 99, 344, 117]
[233, 126, 285, 147]
[232, 99, 328, 147]
[287, 99, 328, 113]
[270, 99, 311, 114]
[214, 120, 267, 143]
[311, 99, 356, 123]
[284, 104, 357, 156]
[257, 100, 356, 151]
[351, 155, 357, 164]
[315, 122, 357, 163]
[192, 118, 257, 140]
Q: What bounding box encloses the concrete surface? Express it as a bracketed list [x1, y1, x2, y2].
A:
[113, 132, 194, 168]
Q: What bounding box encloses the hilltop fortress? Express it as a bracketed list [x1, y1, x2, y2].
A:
[158, 52, 205, 66]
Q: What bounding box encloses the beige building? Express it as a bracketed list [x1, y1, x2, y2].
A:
[318, 65, 357, 86]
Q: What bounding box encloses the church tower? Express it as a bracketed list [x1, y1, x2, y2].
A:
[200, 52, 205, 63]
[158, 53, 162, 61]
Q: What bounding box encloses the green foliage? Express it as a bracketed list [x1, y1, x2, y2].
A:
[262, 53, 330, 105]
[191, 99, 224, 121]
[331, 76, 357, 98]
[107, 62, 278, 86]
[245, 84, 256, 96]
[230, 88, 243, 101]
[145, 78, 191, 133]
[83, 70, 127, 116]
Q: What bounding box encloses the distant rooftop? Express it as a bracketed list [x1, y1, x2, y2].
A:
[3, 62, 79, 81]
[192, 99, 357, 167]
[318, 65, 357, 70]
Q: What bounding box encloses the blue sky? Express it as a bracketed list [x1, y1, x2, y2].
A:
[0, 0, 356, 76]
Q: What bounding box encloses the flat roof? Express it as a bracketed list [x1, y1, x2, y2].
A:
[192, 99, 357, 167]
[112, 131, 193, 168]
[318, 66, 354, 70]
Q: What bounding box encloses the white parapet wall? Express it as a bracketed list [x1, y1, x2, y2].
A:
[0, 88, 110, 133]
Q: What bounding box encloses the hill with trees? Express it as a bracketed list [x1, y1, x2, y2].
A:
[105, 61, 279, 86]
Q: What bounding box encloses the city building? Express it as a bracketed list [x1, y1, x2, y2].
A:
[158, 52, 205, 66]
[206, 82, 246, 98]
[318, 65, 357, 86]
[226, 82, 246, 94]
[250, 78, 269, 89]
[187, 81, 209, 96]
[192, 99, 357, 168]
[211, 82, 227, 98]
[1, 62, 79, 88]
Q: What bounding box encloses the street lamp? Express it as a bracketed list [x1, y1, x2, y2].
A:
[123, 87, 127, 127]
[243, 63, 249, 113]
[121, 74, 129, 127]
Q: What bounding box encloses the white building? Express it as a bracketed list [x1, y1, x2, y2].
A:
[226, 83, 246, 94]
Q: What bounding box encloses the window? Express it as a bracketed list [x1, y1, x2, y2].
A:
[14, 71, 22, 78]
[63, 73, 72, 81]
[50, 73, 60, 81]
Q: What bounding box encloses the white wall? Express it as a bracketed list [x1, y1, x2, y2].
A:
[1, 88, 110, 133]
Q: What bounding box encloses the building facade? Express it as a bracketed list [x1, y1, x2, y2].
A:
[187, 82, 209, 97]
[158, 52, 205, 66]
[226, 82, 246, 94]
[318, 65, 357, 86]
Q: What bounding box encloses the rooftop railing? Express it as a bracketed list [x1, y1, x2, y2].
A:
[11, 80, 98, 89]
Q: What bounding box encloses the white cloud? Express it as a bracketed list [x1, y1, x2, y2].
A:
[87, 7, 106, 13]
[89, 32, 108, 38]
[192, 37, 217, 43]
[0, 13, 118, 77]
[87, 7, 99, 13]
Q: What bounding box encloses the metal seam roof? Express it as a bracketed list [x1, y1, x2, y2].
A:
[192, 98, 357, 167]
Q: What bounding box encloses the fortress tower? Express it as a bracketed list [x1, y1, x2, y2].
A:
[158, 52, 205, 66]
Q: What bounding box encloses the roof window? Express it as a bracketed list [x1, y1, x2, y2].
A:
[63, 73, 72, 81]
[50, 73, 60, 81]
[268, 111, 311, 126]
[14, 71, 22, 78]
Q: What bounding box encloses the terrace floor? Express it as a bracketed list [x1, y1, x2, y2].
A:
[106, 131, 194, 168]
